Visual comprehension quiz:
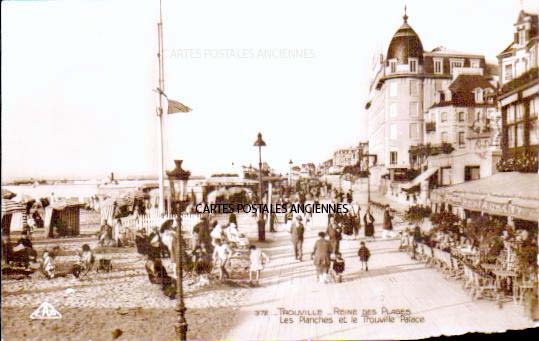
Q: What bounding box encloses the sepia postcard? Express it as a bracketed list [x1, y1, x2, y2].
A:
[1, 0, 539, 340]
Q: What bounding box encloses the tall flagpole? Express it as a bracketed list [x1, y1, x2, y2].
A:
[157, 0, 165, 215]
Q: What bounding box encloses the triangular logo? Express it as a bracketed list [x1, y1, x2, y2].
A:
[30, 301, 62, 319]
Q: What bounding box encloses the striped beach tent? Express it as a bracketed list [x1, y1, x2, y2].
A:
[1, 199, 26, 218]
[1, 199, 27, 234]
[99, 198, 117, 225]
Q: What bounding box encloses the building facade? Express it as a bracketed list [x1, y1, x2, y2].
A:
[365, 11, 495, 184]
[498, 10, 539, 173]
[422, 73, 500, 186]
[333, 146, 360, 168]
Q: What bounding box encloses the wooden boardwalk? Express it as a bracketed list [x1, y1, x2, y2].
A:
[227, 211, 534, 340]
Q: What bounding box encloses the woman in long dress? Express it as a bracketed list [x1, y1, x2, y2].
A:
[363, 207, 375, 240]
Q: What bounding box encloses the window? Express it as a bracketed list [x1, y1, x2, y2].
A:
[458, 132, 465, 146]
[517, 123, 525, 147]
[410, 80, 419, 96]
[435, 79, 443, 91]
[389, 82, 398, 97]
[504, 64, 513, 82]
[470, 59, 480, 68]
[506, 105, 515, 124]
[439, 92, 445, 102]
[464, 166, 480, 181]
[390, 60, 397, 73]
[409, 102, 419, 117]
[409, 123, 418, 139]
[450, 60, 464, 73]
[508, 126, 516, 148]
[434, 58, 443, 74]
[475, 89, 483, 103]
[458, 112, 465, 122]
[441, 132, 448, 143]
[516, 103, 524, 121]
[409, 59, 417, 73]
[530, 120, 539, 145]
[390, 151, 398, 165]
[441, 112, 447, 122]
[519, 30, 526, 45]
[390, 124, 398, 140]
[441, 167, 452, 186]
[389, 103, 398, 117]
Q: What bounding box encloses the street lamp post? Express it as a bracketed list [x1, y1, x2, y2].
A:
[166, 160, 191, 341]
[288, 159, 293, 187]
[253, 132, 266, 241]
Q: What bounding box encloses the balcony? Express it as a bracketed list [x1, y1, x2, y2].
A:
[500, 67, 539, 96]
[497, 151, 538, 173]
[409, 143, 455, 158]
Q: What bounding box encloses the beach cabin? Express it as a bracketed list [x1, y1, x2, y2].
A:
[44, 200, 83, 237]
[1, 199, 27, 236]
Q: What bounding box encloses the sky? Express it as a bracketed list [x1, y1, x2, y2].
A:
[2, 0, 536, 180]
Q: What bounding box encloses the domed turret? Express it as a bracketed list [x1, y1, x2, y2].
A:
[386, 9, 424, 65]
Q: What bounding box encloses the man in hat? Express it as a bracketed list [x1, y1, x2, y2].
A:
[326, 216, 341, 255]
[290, 215, 305, 261]
[193, 215, 211, 251]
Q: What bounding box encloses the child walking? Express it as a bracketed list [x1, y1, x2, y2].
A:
[358, 241, 371, 271]
[249, 245, 269, 287]
[330, 252, 345, 283]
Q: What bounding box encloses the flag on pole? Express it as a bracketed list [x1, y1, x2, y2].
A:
[167, 98, 192, 114]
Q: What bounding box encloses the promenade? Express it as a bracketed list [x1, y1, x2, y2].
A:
[227, 208, 534, 339]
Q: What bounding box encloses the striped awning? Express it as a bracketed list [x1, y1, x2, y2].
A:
[1, 199, 26, 216]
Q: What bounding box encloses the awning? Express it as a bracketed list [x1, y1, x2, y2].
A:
[431, 172, 539, 221]
[401, 167, 439, 190]
[1, 199, 26, 217]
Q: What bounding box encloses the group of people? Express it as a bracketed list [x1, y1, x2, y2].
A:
[286, 212, 372, 284]
[97, 219, 131, 247]
[139, 214, 271, 291]
[40, 243, 95, 280]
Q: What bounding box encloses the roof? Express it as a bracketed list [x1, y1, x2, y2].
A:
[386, 15, 424, 64]
[50, 199, 84, 210]
[449, 74, 495, 93]
[427, 46, 480, 57]
[429, 74, 496, 109]
[431, 172, 539, 221]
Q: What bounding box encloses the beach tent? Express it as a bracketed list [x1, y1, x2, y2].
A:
[44, 199, 83, 237]
[1, 199, 27, 236]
